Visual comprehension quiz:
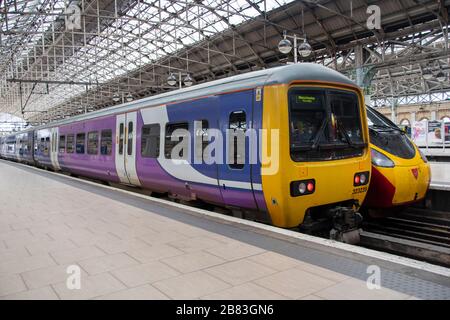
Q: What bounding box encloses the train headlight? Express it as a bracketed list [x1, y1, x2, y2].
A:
[298, 183, 307, 194]
[354, 171, 370, 186]
[371, 148, 395, 168]
[418, 148, 428, 163]
[359, 173, 367, 185]
[291, 179, 315, 197]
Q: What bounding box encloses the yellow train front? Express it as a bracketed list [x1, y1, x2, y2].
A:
[260, 64, 372, 243]
[362, 106, 431, 213]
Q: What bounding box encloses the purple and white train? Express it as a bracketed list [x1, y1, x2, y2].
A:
[0, 63, 372, 241]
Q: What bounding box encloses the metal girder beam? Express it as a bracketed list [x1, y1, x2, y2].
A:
[7, 78, 91, 85]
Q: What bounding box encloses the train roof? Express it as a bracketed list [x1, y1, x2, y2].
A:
[20, 63, 357, 132]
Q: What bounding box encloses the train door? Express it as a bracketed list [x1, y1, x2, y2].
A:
[15, 135, 21, 162]
[115, 112, 141, 186]
[50, 127, 61, 170]
[217, 90, 258, 209]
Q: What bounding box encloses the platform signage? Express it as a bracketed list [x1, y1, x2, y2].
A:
[445, 123, 450, 143]
[411, 121, 427, 146]
[427, 120, 444, 146]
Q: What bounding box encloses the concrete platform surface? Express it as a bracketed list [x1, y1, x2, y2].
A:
[1, 160, 450, 300]
[422, 147, 450, 158]
[430, 162, 450, 190]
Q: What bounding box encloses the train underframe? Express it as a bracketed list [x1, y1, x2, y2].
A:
[298, 200, 363, 244]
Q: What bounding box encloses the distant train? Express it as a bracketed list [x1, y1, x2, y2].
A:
[363, 106, 431, 214]
[0, 63, 372, 243]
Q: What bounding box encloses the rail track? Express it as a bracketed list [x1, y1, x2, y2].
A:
[360, 207, 450, 267]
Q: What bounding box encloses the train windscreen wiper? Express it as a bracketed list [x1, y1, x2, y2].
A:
[310, 117, 329, 150]
[335, 118, 355, 148]
[370, 124, 405, 134]
[290, 117, 329, 152]
[334, 118, 367, 148]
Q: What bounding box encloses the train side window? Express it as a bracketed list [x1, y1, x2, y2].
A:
[141, 124, 160, 158]
[66, 134, 74, 153]
[119, 123, 124, 155]
[87, 131, 99, 155]
[195, 120, 209, 161]
[228, 111, 246, 169]
[100, 130, 112, 155]
[44, 137, 50, 155]
[76, 133, 85, 154]
[59, 135, 66, 153]
[127, 121, 133, 156]
[26, 138, 30, 154]
[21, 137, 27, 155]
[39, 138, 45, 153]
[165, 122, 189, 160]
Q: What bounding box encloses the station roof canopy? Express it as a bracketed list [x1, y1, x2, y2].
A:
[0, 0, 449, 125]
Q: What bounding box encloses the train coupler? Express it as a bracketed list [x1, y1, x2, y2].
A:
[329, 206, 363, 244]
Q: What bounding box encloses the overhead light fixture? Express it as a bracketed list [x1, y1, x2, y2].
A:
[126, 93, 133, 102]
[298, 40, 312, 58]
[422, 69, 433, 80]
[112, 93, 120, 102]
[183, 74, 193, 87]
[436, 71, 447, 82]
[167, 73, 177, 86]
[278, 37, 292, 54]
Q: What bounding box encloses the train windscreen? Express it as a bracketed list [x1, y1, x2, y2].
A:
[366, 106, 416, 159]
[288, 88, 366, 162]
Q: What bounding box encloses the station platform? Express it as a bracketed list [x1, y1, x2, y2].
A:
[429, 162, 450, 191]
[1, 159, 450, 300]
[421, 147, 450, 158]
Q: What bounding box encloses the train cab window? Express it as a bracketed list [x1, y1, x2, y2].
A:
[119, 123, 124, 155]
[289, 88, 364, 162]
[195, 120, 209, 162]
[228, 111, 246, 169]
[141, 124, 160, 158]
[59, 135, 66, 153]
[76, 133, 85, 154]
[165, 122, 189, 160]
[87, 131, 99, 155]
[328, 90, 363, 144]
[66, 135, 74, 153]
[289, 91, 326, 147]
[100, 130, 112, 155]
[127, 121, 133, 156]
